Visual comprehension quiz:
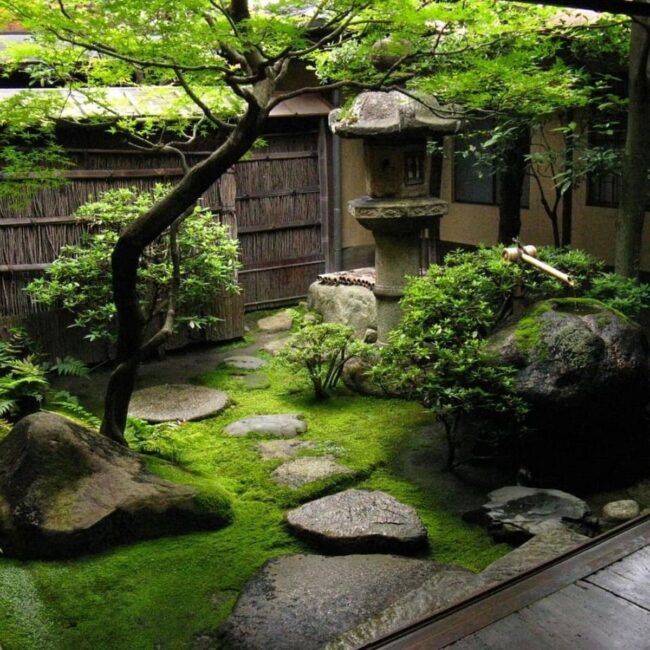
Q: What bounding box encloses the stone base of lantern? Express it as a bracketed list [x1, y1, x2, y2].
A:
[349, 196, 448, 341]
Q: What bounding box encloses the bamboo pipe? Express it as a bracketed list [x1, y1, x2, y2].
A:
[502, 245, 575, 287]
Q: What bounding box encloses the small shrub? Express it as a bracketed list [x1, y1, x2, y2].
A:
[585, 273, 650, 320]
[277, 322, 373, 399]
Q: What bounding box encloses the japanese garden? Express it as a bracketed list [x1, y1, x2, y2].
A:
[0, 1, 649, 649]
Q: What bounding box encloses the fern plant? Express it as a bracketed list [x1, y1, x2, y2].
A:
[0, 327, 89, 422]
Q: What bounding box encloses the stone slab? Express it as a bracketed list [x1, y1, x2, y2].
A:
[256, 440, 317, 460]
[465, 486, 591, 544]
[286, 489, 427, 553]
[224, 414, 307, 438]
[219, 554, 448, 650]
[262, 337, 293, 356]
[236, 372, 270, 390]
[257, 312, 292, 333]
[222, 355, 266, 370]
[128, 384, 228, 423]
[271, 455, 353, 488]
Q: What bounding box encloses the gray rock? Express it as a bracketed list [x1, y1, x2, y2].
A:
[364, 328, 378, 344]
[219, 554, 448, 650]
[0, 413, 229, 559]
[271, 455, 353, 488]
[329, 91, 463, 139]
[307, 282, 377, 339]
[602, 499, 640, 523]
[222, 355, 266, 370]
[261, 337, 293, 356]
[303, 313, 320, 324]
[286, 489, 427, 553]
[481, 527, 589, 585]
[224, 414, 306, 438]
[487, 299, 649, 489]
[237, 372, 270, 390]
[465, 486, 591, 544]
[128, 384, 228, 423]
[342, 355, 389, 398]
[255, 440, 317, 460]
[257, 312, 292, 333]
[326, 566, 481, 650]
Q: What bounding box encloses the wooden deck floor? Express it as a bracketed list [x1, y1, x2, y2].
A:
[369, 515, 650, 650]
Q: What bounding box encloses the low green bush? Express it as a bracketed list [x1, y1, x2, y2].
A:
[277, 321, 373, 399]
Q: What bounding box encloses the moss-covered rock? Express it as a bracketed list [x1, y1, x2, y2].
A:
[0, 412, 231, 559]
[488, 299, 649, 490]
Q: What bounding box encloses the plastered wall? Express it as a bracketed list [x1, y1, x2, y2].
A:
[339, 128, 650, 272]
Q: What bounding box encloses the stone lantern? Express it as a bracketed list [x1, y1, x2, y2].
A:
[330, 91, 463, 341]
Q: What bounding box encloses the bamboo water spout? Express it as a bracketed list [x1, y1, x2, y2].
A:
[502, 245, 575, 287]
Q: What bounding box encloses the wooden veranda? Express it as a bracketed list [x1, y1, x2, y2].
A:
[370, 515, 650, 650]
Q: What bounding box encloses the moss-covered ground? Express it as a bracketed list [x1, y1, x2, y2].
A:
[0, 345, 508, 650]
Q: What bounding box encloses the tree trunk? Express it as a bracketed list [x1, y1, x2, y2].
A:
[100, 102, 268, 443]
[615, 14, 650, 278]
[497, 127, 529, 244]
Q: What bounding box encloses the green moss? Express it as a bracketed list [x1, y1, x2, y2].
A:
[0, 356, 507, 649]
[514, 301, 552, 354]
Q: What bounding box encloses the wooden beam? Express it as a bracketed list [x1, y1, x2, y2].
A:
[236, 187, 320, 201]
[0, 263, 50, 273]
[237, 218, 321, 234]
[0, 216, 79, 227]
[1, 168, 186, 181]
[504, 0, 650, 17]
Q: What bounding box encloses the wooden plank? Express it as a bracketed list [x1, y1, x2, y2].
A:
[236, 187, 320, 201]
[237, 219, 321, 234]
[3, 168, 185, 180]
[585, 545, 650, 610]
[0, 216, 78, 227]
[368, 516, 650, 650]
[238, 258, 324, 275]
[61, 147, 317, 161]
[454, 580, 650, 649]
[0, 263, 50, 273]
[244, 293, 309, 308]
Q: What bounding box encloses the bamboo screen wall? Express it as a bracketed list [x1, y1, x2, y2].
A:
[234, 127, 329, 310]
[0, 128, 243, 362]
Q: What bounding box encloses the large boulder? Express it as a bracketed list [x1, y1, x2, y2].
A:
[488, 298, 649, 489]
[0, 412, 230, 559]
[307, 282, 377, 339]
[219, 554, 465, 650]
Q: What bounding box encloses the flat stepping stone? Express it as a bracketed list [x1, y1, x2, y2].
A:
[262, 336, 293, 356]
[224, 414, 306, 438]
[271, 455, 352, 488]
[257, 312, 292, 333]
[236, 372, 270, 390]
[222, 355, 266, 370]
[464, 486, 590, 544]
[286, 489, 428, 553]
[128, 384, 228, 423]
[219, 554, 445, 650]
[256, 440, 317, 460]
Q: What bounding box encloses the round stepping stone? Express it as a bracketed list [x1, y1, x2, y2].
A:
[262, 336, 293, 356]
[237, 372, 270, 390]
[465, 486, 590, 543]
[224, 414, 307, 438]
[271, 455, 352, 488]
[286, 489, 428, 553]
[256, 440, 317, 460]
[222, 355, 266, 370]
[257, 312, 292, 333]
[219, 554, 444, 650]
[128, 384, 228, 423]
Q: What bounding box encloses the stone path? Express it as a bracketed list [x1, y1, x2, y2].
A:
[234, 372, 270, 390]
[286, 489, 428, 553]
[218, 554, 459, 650]
[225, 414, 307, 438]
[222, 355, 266, 370]
[128, 384, 228, 423]
[255, 440, 317, 460]
[271, 455, 353, 488]
[257, 312, 292, 333]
